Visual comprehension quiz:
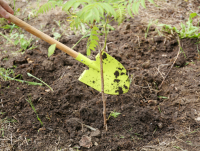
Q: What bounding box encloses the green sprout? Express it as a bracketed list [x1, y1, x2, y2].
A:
[107, 110, 121, 120]
[26, 97, 43, 126]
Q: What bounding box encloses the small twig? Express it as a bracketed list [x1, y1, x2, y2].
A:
[75, 120, 97, 131]
[11, 133, 13, 145]
[157, 64, 170, 79]
[1, 99, 3, 107]
[159, 37, 181, 89]
[136, 36, 140, 47]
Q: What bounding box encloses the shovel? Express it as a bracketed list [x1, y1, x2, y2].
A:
[6, 13, 130, 95]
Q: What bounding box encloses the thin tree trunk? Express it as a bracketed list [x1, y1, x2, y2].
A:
[99, 50, 107, 130]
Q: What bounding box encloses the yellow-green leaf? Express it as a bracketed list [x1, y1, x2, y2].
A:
[48, 44, 56, 57]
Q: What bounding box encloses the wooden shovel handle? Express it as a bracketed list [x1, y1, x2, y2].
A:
[7, 13, 79, 58]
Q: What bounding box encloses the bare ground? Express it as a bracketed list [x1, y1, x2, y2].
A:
[0, 0, 200, 151]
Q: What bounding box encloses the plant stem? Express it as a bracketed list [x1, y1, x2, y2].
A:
[99, 49, 107, 130]
[71, 33, 90, 49]
[100, 17, 109, 130]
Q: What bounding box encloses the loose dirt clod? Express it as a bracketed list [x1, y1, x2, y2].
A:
[79, 135, 92, 148]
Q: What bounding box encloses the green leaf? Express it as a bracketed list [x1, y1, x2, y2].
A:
[148, 0, 155, 4]
[37, 1, 58, 14]
[127, 4, 133, 17]
[190, 13, 197, 19]
[53, 32, 61, 40]
[110, 111, 121, 118]
[48, 44, 56, 57]
[92, 7, 100, 22]
[102, 3, 116, 18]
[135, 1, 140, 14]
[158, 96, 168, 99]
[62, 0, 76, 12]
[132, 1, 137, 14]
[92, 36, 99, 40]
[141, 0, 146, 8]
[73, 2, 81, 11]
[86, 25, 99, 56]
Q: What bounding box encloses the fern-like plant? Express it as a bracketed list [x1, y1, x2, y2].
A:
[38, 0, 155, 55]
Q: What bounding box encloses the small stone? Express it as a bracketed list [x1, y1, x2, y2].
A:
[73, 145, 80, 149]
[94, 142, 98, 146]
[79, 135, 92, 148]
[73, 110, 80, 117]
[157, 122, 163, 129]
[125, 24, 131, 30]
[42, 60, 54, 71]
[153, 36, 165, 43]
[148, 100, 157, 106]
[90, 129, 101, 138]
[45, 89, 51, 92]
[191, 109, 197, 117]
[195, 117, 200, 122]
[173, 111, 178, 119]
[142, 60, 150, 69]
[27, 58, 34, 64]
[38, 127, 46, 131]
[172, 99, 185, 106]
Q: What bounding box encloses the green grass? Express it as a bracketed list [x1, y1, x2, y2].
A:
[26, 97, 43, 126]
[0, 67, 43, 86]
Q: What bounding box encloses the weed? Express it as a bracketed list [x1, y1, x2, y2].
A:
[48, 44, 56, 57]
[0, 24, 19, 33]
[107, 110, 121, 120]
[145, 19, 158, 39]
[158, 105, 161, 113]
[152, 126, 157, 135]
[159, 13, 200, 39]
[0, 112, 6, 115]
[173, 146, 181, 150]
[3, 57, 8, 61]
[185, 62, 189, 66]
[197, 45, 200, 55]
[11, 33, 34, 51]
[0, 32, 15, 45]
[0, 117, 17, 137]
[27, 73, 53, 91]
[53, 32, 61, 40]
[0, 67, 42, 86]
[120, 135, 125, 139]
[178, 40, 187, 58]
[26, 97, 43, 126]
[158, 96, 168, 99]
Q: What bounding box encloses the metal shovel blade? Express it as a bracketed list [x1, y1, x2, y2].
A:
[76, 52, 130, 95]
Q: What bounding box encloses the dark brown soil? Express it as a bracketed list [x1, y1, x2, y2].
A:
[1, 0, 200, 151]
